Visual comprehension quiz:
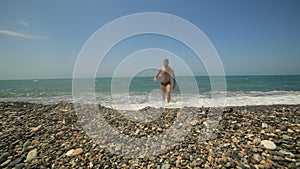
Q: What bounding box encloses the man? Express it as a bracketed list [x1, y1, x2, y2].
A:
[153, 59, 176, 103]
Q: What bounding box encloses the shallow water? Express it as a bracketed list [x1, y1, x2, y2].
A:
[0, 75, 299, 110]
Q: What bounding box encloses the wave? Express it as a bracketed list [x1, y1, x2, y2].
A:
[0, 90, 299, 110]
[95, 91, 300, 110]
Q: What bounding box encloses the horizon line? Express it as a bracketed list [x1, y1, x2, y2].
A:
[1, 74, 300, 80]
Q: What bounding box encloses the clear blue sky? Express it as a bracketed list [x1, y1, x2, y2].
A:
[0, 0, 300, 79]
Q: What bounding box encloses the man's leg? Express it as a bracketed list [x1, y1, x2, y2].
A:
[160, 85, 166, 101]
[166, 84, 171, 103]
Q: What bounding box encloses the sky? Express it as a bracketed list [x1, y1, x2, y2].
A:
[0, 0, 300, 79]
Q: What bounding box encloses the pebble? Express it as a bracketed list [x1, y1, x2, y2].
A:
[56, 150, 63, 156]
[72, 148, 83, 156]
[260, 140, 277, 150]
[66, 148, 83, 156]
[161, 163, 170, 169]
[0, 152, 9, 163]
[261, 122, 268, 128]
[207, 155, 214, 163]
[31, 140, 40, 146]
[66, 149, 74, 156]
[225, 162, 231, 168]
[1, 159, 11, 167]
[15, 163, 25, 169]
[251, 154, 262, 164]
[253, 137, 261, 145]
[279, 150, 295, 158]
[184, 154, 190, 160]
[26, 148, 37, 162]
[8, 156, 24, 167]
[149, 156, 156, 161]
[0, 102, 299, 168]
[190, 160, 198, 167]
[30, 125, 41, 133]
[282, 134, 290, 140]
[23, 140, 31, 150]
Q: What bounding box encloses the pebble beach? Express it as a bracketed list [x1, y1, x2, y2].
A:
[0, 102, 299, 169]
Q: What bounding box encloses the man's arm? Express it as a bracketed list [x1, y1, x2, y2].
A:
[153, 68, 161, 82]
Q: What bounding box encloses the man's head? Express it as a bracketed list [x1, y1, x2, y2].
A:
[163, 59, 169, 67]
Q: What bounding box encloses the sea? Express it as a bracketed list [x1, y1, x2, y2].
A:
[0, 75, 299, 110]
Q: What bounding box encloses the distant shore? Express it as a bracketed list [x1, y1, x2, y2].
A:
[0, 101, 299, 168]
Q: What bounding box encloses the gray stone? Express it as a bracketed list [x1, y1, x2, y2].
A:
[56, 150, 63, 156]
[161, 163, 170, 169]
[184, 154, 190, 160]
[149, 156, 156, 161]
[0, 152, 9, 163]
[15, 163, 25, 169]
[217, 158, 224, 164]
[8, 156, 24, 167]
[279, 150, 295, 158]
[282, 134, 290, 140]
[23, 140, 31, 150]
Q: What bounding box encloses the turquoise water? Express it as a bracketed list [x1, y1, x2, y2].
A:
[0, 75, 299, 108]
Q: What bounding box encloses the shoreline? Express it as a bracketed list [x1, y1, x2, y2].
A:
[0, 101, 299, 168]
